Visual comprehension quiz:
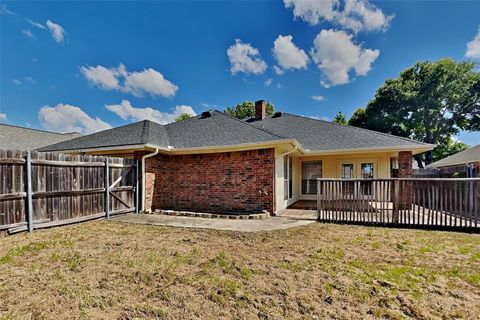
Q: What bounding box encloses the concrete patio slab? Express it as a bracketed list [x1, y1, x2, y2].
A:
[113, 213, 314, 232]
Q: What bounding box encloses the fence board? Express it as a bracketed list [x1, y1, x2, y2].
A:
[0, 149, 137, 234]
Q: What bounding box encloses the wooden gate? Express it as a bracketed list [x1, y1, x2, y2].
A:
[317, 178, 480, 231]
[0, 150, 138, 234]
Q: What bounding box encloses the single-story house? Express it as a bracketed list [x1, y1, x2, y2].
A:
[0, 123, 81, 151]
[429, 144, 480, 178]
[40, 100, 434, 215]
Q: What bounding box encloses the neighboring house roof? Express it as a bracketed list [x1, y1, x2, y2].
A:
[40, 111, 285, 152]
[429, 144, 480, 168]
[0, 123, 81, 151]
[246, 113, 431, 152]
[39, 110, 432, 154]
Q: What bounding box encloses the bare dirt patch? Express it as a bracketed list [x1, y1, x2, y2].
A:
[0, 221, 479, 319]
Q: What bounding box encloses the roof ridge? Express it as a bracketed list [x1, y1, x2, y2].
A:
[281, 112, 431, 146]
[216, 110, 290, 140]
[141, 120, 150, 144]
[148, 120, 170, 147]
[0, 122, 80, 135]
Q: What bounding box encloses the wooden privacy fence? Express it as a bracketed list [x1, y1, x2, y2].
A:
[0, 149, 138, 234]
[317, 178, 480, 230]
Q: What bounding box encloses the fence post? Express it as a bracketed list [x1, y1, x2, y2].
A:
[393, 179, 400, 224]
[104, 158, 110, 220]
[26, 151, 33, 232]
[135, 159, 139, 213]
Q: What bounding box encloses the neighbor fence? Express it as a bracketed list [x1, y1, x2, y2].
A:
[0, 149, 138, 234]
[317, 178, 480, 231]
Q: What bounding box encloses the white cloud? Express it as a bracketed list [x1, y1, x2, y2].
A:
[0, 5, 14, 16]
[80, 64, 178, 97]
[80, 65, 120, 90]
[27, 19, 46, 29]
[106, 100, 196, 124]
[264, 78, 273, 86]
[12, 79, 21, 85]
[24, 76, 36, 84]
[22, 29, 35, 39]
[273, 65, 285, 75]
[123, 68, 178, 97]
[284, 0, 392, 33]
[312, 95, 325, 101]
[46, 20, 65, 44]
[39, 104, 111, 134]
[227, 39, 267, 75]
[310, 29, 380, 87]
[466, 27, 480, 59]
[272, 35, 309, 73]
[0, 113, 6, 121]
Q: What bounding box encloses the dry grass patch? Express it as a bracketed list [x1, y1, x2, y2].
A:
[0, 221, 479, 319]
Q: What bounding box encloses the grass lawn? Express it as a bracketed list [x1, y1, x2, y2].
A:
[0, 221, 479, 319]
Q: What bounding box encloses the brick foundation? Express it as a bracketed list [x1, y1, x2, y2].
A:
[398, 151, 413, 210]
[144, 148, 275, 214]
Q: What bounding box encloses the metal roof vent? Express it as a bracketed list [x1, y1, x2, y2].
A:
[272, 112, 283, 118]
[201, 111, 212, 118]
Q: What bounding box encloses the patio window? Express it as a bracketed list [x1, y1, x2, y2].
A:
[302, 161, 322, 194]
[360, 163, 374, 196]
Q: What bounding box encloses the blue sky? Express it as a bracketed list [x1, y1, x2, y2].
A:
[1, 1, 479, 145]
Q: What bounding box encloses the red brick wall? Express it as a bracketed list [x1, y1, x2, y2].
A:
[144, 148, 275, 214]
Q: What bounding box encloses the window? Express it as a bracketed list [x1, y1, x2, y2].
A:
[361, 163, 374, 178]
[341, 163, 354, 179]
[360, 163, 374, 196]
[302, 161, 322, 194]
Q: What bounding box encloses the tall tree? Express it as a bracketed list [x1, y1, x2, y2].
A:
[333, 111, 348, 125]
[175, 113, 192, 122]
[432, 137, 468, 163]
[225, 101, 275, 119]
[348, 58, 480, 167]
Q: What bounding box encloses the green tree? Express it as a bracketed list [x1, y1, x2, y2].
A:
[225, 101, 275, 119]
[347, 58, 480, 167]
[175, 113, 193, 122]
[432, 137, 468, 163]
[333, 112, 348, 125]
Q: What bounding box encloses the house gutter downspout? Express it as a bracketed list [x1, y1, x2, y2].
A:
[141, 148, 159, 212]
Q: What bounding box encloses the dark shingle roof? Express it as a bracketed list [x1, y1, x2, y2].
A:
[39, 120, 169, 152]
[40, 111, 283, 152]
[429, 144, 480, 168]
[246, 113, 430, 151]
[39, 110, 431, 153]
[0, 123, 81, 151]
[164, 111, 282, 148]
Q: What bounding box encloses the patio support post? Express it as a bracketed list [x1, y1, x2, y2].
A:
[398, 151, 413, 210]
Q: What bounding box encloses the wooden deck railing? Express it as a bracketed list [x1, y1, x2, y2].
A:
[317, 178, 480, 230]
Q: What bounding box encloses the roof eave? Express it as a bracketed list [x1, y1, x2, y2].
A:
[302, 144, 435, 156]
[165, 139, 299, 155]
